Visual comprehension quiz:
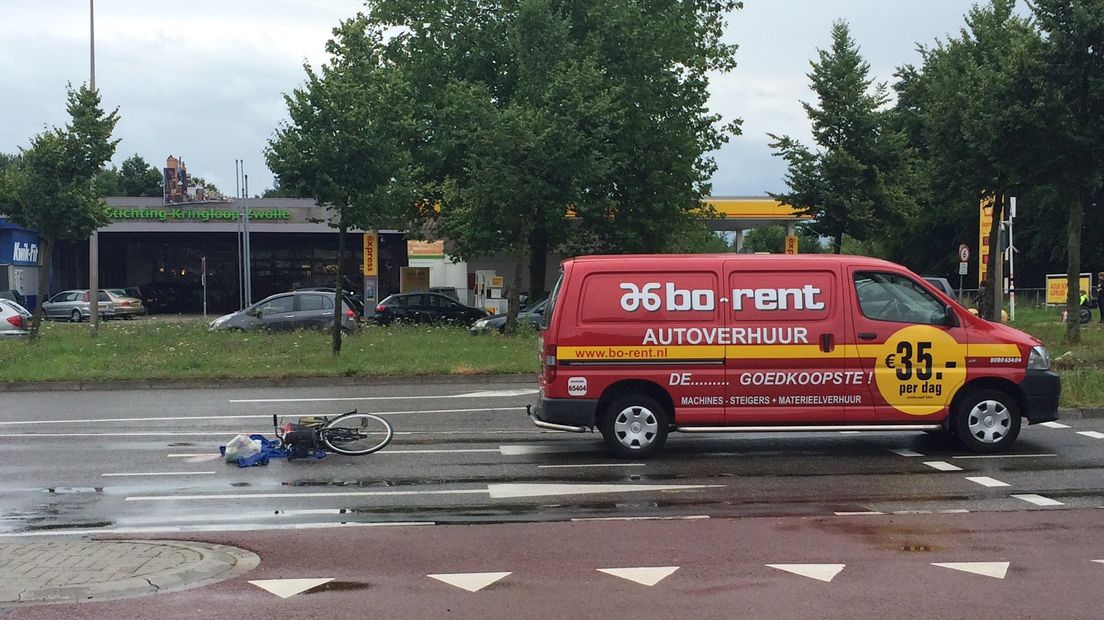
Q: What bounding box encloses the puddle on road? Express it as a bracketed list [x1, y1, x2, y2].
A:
[307, 581, 372, 593]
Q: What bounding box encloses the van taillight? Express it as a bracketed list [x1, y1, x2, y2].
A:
[543, 343, 557, 381]
[6, 315, 23, 329]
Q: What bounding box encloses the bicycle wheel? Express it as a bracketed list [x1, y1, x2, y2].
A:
[319, 412, 394, 455]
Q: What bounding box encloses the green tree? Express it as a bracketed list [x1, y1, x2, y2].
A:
[1029, 0, 1104, 343]
[0, 85, 120, 339]
[370, 0, 741, 315]
[267, 14, 417, 353]
[894, 2, 1041, 321]
[119, 154, 163, 197]
[93, 165, 123, 197]
[769, 20, 910, 253]
[744, 226, 825, 254]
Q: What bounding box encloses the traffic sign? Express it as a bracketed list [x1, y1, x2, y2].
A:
[958, 244, 970, 263]
[959, 262, 968, 276]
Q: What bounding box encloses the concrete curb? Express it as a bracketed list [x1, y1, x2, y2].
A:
[0, 540, 259, 606]
[0, 373, 535, 393]
[1057, 407, 1104, 419]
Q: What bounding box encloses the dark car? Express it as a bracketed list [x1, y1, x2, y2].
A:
[208, 291, 358, 332]
[470, 299, 547, 334]
[373, 293, 488, 326]
[922, 276, 956, 299]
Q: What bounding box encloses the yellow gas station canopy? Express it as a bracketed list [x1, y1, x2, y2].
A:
[703, 197, 812, 230]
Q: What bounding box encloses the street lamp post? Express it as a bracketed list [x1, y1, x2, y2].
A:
[88, 0, 100, 336]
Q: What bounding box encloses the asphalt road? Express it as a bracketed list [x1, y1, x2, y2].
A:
[2, 379, 1104, 617]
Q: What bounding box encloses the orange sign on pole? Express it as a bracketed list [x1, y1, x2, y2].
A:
[978, 197, 994, 286]
[362, 232, 378, 276]
[784, 235, 799, 255]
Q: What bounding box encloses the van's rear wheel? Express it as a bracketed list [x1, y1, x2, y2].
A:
[599, 395, 669, 459]
[954, 388, 1021, 453]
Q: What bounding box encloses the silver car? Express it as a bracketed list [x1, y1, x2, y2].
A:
[209, 291, 359, 332]
[41, 290, 115, 322]
[104, 288, 146, 318]
[0, 298, 31, 337]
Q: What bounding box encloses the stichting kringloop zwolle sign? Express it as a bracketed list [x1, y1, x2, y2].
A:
[105, 207, 291, 222]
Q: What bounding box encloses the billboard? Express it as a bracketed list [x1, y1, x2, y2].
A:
[1046, 273, 1093, 305]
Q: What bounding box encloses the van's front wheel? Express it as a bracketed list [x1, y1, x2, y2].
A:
[599, 395, 669, 459]
[954, 388, 1021, 453]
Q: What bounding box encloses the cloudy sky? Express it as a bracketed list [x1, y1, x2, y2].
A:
[0, 0, 979, 198]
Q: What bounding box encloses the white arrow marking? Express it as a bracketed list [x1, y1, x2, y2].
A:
[1092, 560, 1104, 565]
[932, 562, 1009, 579]
[1077, 431, 1104, 439]
[1039, 421, 1069, 429]
[766, 564, 845, 582]
[965, 476, 1010, 488]
[428, 572, 511, 592]
[249, 578, 334, 598]
[597, 566, 679, 586]
[487, 483, 720, 499]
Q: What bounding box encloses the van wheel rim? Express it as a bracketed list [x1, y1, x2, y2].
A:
[614, 406, 658, 449]
[967, 400, 1010, 444]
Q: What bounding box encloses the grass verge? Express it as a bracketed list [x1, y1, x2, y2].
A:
[0, 319, 539, 382]
[1009, 307, 1104, 408]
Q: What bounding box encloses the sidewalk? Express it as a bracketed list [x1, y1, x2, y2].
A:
[0, 540, 258, 606]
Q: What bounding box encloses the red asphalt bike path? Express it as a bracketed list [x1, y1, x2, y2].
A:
[7, 509, 1104, 619]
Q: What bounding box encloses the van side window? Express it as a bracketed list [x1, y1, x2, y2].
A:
[854, 272, 946, 325]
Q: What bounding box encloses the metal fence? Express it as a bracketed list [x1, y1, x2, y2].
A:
[954, 287, 1051, 309]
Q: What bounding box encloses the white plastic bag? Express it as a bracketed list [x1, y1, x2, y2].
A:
[223, 434, 261, 462]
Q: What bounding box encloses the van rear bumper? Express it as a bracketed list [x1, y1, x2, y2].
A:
[1020, 369, 1060, 423]
[529, 397, 597, 431]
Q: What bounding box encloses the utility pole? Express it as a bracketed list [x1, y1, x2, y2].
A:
[242, 172, 252, 306]
[88, 0, 100, 336]
[235, 159, 243, 309]
[1007, 196, 1017, 322]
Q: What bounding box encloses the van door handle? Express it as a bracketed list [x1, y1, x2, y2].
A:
[820, 333, 834, 352]
[858, 332, 878, 341]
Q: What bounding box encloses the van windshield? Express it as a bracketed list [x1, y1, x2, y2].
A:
[541, 271, 563, 331]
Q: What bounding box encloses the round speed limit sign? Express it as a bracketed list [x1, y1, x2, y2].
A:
[957, 244, 970, 263]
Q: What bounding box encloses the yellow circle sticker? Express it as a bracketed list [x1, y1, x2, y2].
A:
[873, 325, 967, 416]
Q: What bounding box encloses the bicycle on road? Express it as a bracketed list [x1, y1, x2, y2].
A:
[273, 410, 394, 457]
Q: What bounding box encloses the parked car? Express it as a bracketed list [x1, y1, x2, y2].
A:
[922, 276, 956, 299]
[428, 286, 460, 302]
[0, 289, 27, 307]
[471, 299, 547, 334]
[373, 293, 488, 326]
[41, 290, 115, 322]
[208, 291, 358, 332]
[295, 286, 365, 318]
[104, 288, 146, 318]
[0, 298, 31, 337]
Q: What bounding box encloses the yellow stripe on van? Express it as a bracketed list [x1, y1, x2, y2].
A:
[967, 344, 1022, 358]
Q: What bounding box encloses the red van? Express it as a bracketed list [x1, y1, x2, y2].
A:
[530, 254, 1060, 457]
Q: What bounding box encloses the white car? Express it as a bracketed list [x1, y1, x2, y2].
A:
[0, 298, 31, 337]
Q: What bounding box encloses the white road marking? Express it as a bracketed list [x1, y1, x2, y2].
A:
[230, 389, 537, 404]
[0, 407, 522, 426]
[1093, 560, 1104, 565]
[487, 483, 721, 499]
[1039, 421, 1070, 429]
[250, 578, 334, 599]
[838, 431, 860, 434]
[125, 482, 719, 503]
[537, 463, 647, 469]
[1012, 494, 1064, 507]
[834, 511, 884, 516]
[766, 564, 845, 583]
[952, 454, 1057, 459]
[1077, 431, 1104, 439]
[939, 509, 971, 514]
[890, 449, 924, 457]
[0, 432, 258, 438]
[169, 448, 503, 457]
[428, 572, 511, 592]
[500, 444, 593, 455]
[102, 471, 216, 477]
[167, 454, 215, 458]
[924, 461, 963, 472]
[597, 566, 679, 586]
[0, 521, 434, 538]
[892, 510, 932, 515]
[965, 476, 1010, 488]
[932, 562, 1009, 579]
[572, 515, 709, 522]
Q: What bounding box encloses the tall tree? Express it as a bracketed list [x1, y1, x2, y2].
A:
[369, 0, 741, 314]
[0, 85, 120, 339]
[769, 21, 910, 253]
[896, 1, 1041, 321]
[119, 154, 163, 197]
[1029, 0, 1104, 343]
[267, 14, 417, 353]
